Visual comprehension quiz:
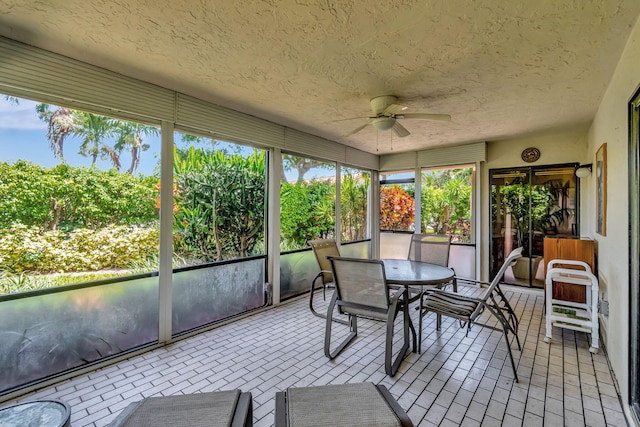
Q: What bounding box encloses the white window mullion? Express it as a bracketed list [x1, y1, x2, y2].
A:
[268, 148, 282, 305]
[158, 121, 174, 342]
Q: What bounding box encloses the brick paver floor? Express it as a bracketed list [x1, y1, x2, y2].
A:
[2, 285, 627, 426]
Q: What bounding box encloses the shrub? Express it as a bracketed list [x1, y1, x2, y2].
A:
[280, 180, 335, 250]
[173, 147, 266, 262]
[379, 185, 415, 231]
[0, 161, 157, 231]
[0, 223, 159, 273]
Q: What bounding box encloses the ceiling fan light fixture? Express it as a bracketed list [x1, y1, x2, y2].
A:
[372, 117, 395, 131]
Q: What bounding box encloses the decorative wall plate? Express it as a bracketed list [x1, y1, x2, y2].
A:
[521, 147, 540, 163]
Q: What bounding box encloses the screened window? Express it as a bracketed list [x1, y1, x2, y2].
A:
[379, 170, 415, 233]
[420, 165, 474, 243]
[0, 93, 162, 393]
[340, 167, 370, 243]
[172, 132, 267, 265]
[279, 153, 336, 252]
[0, 94, 161, 294]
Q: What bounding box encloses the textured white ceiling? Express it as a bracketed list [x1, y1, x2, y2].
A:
[1, 1, 639, 154]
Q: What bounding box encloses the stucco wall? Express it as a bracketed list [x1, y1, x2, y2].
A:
[585, 13, 640, 421]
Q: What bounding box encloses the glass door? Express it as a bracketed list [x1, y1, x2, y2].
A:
[490, 164, 578, 287]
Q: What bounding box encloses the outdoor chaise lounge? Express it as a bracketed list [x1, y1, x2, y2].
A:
[421, 247, 523, 381]
[108, 390, 253, 427]
[275, 382, 413, 427]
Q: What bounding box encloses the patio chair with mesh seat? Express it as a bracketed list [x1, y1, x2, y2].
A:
[324, 256, 416, 376]
[407, 233, 456, 292]
[421, 247, 524, 381]
[407, 234, 455, 352]
[308, 239, 344, 322]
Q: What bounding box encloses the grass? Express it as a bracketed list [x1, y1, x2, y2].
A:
[0, 270, 131, 295]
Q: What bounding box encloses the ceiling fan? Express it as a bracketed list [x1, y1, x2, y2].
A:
[340, 95, 451, 138]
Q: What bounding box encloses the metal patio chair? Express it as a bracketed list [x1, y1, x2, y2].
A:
[421, 247, 524, 382]
[407, 234, 456, 352]
[308, 239, 349, 323]
[407, 234, 456, 291]
[324, 256, 416, 376]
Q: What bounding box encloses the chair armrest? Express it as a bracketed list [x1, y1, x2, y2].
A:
[454, 277, 491, 287]
[389, 288, 407, 304]
[424, 288, 482, 304]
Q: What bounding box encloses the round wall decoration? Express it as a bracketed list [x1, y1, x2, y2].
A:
[521, 147, 540, 163]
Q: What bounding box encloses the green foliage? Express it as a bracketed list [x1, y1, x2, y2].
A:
[173, 146, 266, 262]
[0, 271, 130, 295]
[280, 180, 335, 250]
[341, 171, 369, 242]
[379, 185, 415, 231]
[421, 169, 472, 240]
[0, 161, 158, 230]
[0, 223, 159, 273]
[499, 183, 555, 250]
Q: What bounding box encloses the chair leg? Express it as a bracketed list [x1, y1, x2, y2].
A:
[503, 328, 519, 383]
[310, 274, 348, 325]
[310, 273, 324, 319]
[418, 294, 424, 353]
[486, 304, 519, 382]
[406, 300, 417, 354]
[324, 292, 357, 359]
[385, 294, 410, 376]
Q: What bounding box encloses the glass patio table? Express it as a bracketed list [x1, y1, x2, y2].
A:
[383, 259, 455, 353]
[0, 400, 71, 427]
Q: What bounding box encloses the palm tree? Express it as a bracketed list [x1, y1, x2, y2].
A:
[114, 122, 158, 173]
[35, 103, 75, 160]
[3, 95, 19, 105]
[74, 112, 116, 166]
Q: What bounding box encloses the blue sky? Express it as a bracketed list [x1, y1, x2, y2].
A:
[0, 97, 162, 175]
[0, 95, 340, 182]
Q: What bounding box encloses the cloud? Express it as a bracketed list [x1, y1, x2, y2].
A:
[0, 98, 47, 130]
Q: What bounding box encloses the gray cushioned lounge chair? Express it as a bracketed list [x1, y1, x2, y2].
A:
[275, 382, 413, 427]
[108, 390, 253, 427]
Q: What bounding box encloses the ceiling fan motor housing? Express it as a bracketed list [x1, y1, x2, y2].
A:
[370, 95, 398, 115]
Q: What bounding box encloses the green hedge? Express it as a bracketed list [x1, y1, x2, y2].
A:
[280, 180, 335, 250]
[0, 161, 157, 230]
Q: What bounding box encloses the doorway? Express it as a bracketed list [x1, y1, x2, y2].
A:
[490, 165, 579, 287]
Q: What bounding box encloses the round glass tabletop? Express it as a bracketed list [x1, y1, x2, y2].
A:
[0, 400, 70, 427]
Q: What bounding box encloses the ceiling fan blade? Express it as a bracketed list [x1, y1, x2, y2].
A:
[397, 113, 451, 121]
[382, 103, 408, 116]
[392, 121, 410, 138]
[343, 121, 371, 137]
[332, 116, 370, 122]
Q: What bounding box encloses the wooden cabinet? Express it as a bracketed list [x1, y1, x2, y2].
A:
[543, 237, 595, 303]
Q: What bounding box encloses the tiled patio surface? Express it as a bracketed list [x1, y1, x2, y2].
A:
[3, 284, 627, 426]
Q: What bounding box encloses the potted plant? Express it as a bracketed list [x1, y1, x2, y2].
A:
[499, 182, 567, 279]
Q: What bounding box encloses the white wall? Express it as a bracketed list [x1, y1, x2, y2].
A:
[585, 13, 640, 420]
